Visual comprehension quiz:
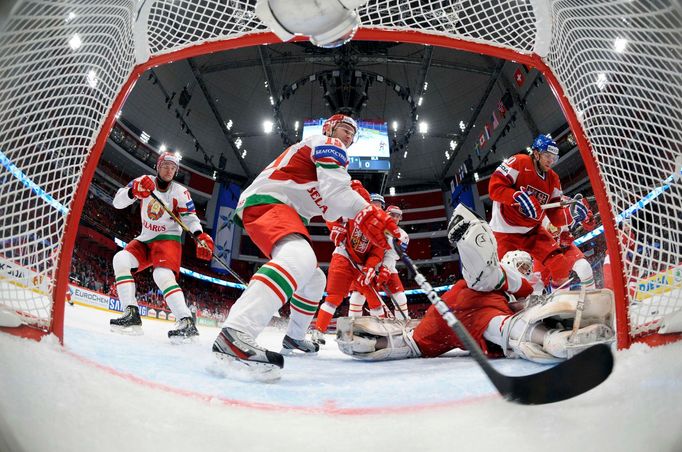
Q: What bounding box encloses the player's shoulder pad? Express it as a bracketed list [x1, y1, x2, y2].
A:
[312, 136, 348, 168]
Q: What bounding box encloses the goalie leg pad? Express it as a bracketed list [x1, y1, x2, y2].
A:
[336, 316, 421, 361]
[543, 324, 615, 359]
[448, 204, 503, 292]
[501, 294, 615, 363]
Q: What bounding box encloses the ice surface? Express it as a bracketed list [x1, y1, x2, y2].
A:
[0, 303, 681, 452]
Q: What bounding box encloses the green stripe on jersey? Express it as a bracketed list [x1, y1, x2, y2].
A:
[257, 265, 295, 300]
[116, 275, 134, 283]
[315, 162, 342, 170]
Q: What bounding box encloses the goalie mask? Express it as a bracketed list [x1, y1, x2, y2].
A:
[502, 250, 534, 277]
[369, 193, 385, 209]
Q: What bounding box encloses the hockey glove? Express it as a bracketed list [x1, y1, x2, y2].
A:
[375, 266, 391, 286]
[353, 205, 400, 250]
[559, 230, 575, 249]
[328, 222, 347, 247]
[512, 189, 542, 220]
[570, 194, 589, 225]
[357, 266, 376, 287]
[131, 175, 155, 199]
[195, 232, 214, 261]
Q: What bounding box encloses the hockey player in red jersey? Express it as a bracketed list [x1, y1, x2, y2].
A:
[347, 205, 411, 319]
[488, 135, 593, 288]
[211, 113, 400, 380]
[110, 152, 214, 342]
[337, 204, 615, 364]
[536, 200, 597, 290]
[311, 181, 388, 344]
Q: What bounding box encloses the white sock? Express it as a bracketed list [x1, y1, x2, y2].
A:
[286, 267, 325, 340]
[153, 267, 190, 319]
[348, 291, 365, 317]
[224, 235, 317, 338]
[574, 259, 596, 289]
[112, 250, 139, 309]
[392, 291, 409, 318]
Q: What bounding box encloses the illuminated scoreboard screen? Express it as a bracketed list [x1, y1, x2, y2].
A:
[302, 119, 390, 172]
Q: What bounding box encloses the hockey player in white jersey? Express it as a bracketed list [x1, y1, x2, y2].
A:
[110, 152, 214, 343]
[211, 113, 400, 380]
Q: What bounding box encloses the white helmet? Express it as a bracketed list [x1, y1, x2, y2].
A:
[370, 193, 385, 208]
[501, 250, 533, 276]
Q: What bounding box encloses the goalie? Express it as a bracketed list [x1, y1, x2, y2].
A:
[337, 204, 615, 364]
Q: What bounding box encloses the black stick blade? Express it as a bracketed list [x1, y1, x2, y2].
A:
[494, 343, 614, 405]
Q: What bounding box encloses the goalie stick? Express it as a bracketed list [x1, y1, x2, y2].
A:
[391, 239, 613, 405]
[512, 195, 596, 210]
[149, 191, 247, 286]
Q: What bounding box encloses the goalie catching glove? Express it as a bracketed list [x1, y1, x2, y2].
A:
[131, 175, 155, 199]
[195, 232, 214, 261]
[353, 204, 400, 249]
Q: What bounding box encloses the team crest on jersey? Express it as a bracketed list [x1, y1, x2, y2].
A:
[524, 185, 549, 205]
[349, 226, 370, 254]
[146, 199, 165, 220]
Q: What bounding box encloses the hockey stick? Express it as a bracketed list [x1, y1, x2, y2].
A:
[148, 191, 247, 286]
[347, 259, 406, 321]
[512, 195, 596, 210]
[392, 240, 613, 405]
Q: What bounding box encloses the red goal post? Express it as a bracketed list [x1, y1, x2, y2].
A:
[0, 0, 680, 349]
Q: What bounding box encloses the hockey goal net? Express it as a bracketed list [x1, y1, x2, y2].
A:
[1, 0, 680, 348]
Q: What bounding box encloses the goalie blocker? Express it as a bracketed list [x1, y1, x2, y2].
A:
[337, 203, 615, 364]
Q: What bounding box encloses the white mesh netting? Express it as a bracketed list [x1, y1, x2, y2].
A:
[0, 0, 679, 343]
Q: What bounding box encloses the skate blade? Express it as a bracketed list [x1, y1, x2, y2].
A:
[210, 352, 281, 383]
[279, 347, 318, 356]
[110, 325, 143, 336]
[169, 334, 198, 345]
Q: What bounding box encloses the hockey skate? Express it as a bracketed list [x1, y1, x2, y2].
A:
[168, 316, 199, 344]
[212, 327, 284, 382]
[110, 306, 143, 335]
[281, 334, 320, 355]
[310, 328, 326, 345]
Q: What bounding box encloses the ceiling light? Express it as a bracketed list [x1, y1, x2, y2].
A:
[174, 151, 182, 160]
[68, 33, 82, 50]
[263, 120, 274, 134]
[86, 69, 97, 88]
[392, 121, 398, 131]
[418, 121, 428, 134]
[140, 131, 150, 144]
[235, 137, 242, 149]
[294, 120, 299, 131]
[225, 119, 233, 130]
[474, 172, 480, 182]
[459, 121, 466, 131]
[450, 140, 457, 150]
[403, 151, 408, 159]
[418, 96, 423, 106]
[389, 187, 396, 196]
[613, 37, 628, 53]
[159, 144, 167, 152]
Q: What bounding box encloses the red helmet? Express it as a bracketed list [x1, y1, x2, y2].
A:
[157, 152, 180, 175]
[386, 205, 402, 220]
[350, 179, 370, 202]
[322, 114, 358, 138]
